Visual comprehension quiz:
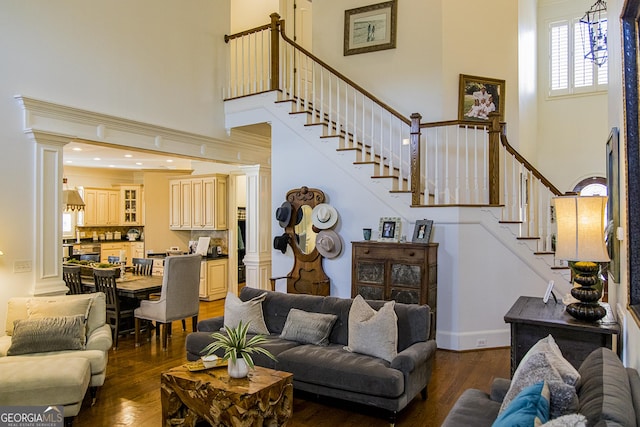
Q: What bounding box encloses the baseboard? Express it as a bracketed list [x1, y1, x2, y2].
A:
[436, 328, 510, 351]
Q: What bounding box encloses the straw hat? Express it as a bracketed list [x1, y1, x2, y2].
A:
[311, 203, 338, 229]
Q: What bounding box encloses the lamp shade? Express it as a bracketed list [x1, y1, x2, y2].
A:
[63, 189, 85, 211]
[554, 195, 610, 262]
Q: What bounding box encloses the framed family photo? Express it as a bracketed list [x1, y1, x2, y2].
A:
[458, 74, 505, 123]
[378, 217, 401, 242]
[344, 1, 397, 56]
[412, 219, 433, 244]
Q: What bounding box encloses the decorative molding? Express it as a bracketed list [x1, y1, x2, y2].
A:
[14, 95, 270, 166]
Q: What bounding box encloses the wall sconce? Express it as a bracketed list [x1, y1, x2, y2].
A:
[580, 0, 608, 67]
[554, 195, 610, 321]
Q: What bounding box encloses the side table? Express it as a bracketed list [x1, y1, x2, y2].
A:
[161, 364, 293, 426]
[504, 296, 619, 376]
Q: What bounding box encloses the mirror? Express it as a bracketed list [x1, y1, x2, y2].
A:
[294, 205, 317, 254]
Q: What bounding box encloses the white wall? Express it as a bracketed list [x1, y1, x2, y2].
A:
[231, 0, 278, 33]
[536, 0, 608, 193]
[0, 0, 231, 327]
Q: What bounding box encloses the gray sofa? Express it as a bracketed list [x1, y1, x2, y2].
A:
[186, 287, 436, 424]
[442, 347, 640, 427]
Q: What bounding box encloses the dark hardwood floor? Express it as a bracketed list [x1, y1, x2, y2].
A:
[73, 299, 510, 427]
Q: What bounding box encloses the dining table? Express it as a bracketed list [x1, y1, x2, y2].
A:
[82, 274, 163, 300]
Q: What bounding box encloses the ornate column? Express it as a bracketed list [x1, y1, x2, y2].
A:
[25, 130, 71, 295]
[241, 165, 272, 290]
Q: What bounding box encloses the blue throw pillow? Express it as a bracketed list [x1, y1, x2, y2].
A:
[493, 381, 550, 427]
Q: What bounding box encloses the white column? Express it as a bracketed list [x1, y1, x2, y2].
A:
[25, 130, 72, 295]
[241, 165, 271, 290]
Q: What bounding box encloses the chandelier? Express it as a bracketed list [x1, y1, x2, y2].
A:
[580, 0, 608, 67]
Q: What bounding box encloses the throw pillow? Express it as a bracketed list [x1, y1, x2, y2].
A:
[279, 308, 337, 346]
[540, 414, 587, 427]
[223, 291, 270, 335]
[7, 315, 87, 355]
[27, 298, 91, 324]
[521, 335, 580, 386]
[500, 352, 579, 419]
[492, 381, 550, 427]
[344, 295, 398, 363]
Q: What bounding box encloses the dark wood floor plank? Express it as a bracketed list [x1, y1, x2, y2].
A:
[73, 300, 509, 427]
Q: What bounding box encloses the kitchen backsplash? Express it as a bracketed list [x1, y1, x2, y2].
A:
[189, 229, 228, 254]
[70, 226, 145, 241]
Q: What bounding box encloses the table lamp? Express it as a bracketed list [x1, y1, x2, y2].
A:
[553, 195, 610, 321]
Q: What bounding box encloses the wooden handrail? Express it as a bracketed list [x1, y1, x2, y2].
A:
[499, 132, 563, 196]
[276, 17, 411, 126]
[224, 23, 271, 43]
[419, 119, 489, 129]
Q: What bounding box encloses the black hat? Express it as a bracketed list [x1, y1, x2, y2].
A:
[273, 233, 290, 254]
[276, 202, 292, 228]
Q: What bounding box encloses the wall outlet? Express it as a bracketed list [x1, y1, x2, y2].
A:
[476, 338, 487, 348]
[13, 260, 32, 273]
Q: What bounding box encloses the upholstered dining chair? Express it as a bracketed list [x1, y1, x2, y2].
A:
[134, 254, 201, 350]
[80, 254, 100, 262]
[107, 256, 120, 264]
[63, 264, 84, 295]
[94, 268, 135, 350]
[132, 257, 153, 276]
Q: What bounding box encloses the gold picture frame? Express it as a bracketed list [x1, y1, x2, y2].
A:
[378, 217, 401, 242]
[344, 1, 397, 56]
[458, 74, 505, 123]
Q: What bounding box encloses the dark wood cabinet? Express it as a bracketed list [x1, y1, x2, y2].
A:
[504, 296, 620, 376]
[351, 241, 438, 338]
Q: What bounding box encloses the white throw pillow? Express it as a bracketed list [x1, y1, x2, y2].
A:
[223, 291, 270, 335]
[540, 414, 587, 427]
[344, 295, 398, 363]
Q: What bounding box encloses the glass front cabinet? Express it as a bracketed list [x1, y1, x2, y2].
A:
[351, 241, 438, 339]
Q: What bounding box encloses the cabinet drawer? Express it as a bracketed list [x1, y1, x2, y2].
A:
[354, 245, 425, 263]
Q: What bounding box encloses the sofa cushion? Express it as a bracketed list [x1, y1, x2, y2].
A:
[577, 347, 635, 427]
[223, 291, 269, 335]
[441, 388, 502, 427]
[345, 295, 397, 363]
[500, 352, 578, 419]
[493, 381, 550, 427]
[277, 343, 404, 398]
[279, 308, 337, 346]
[7, 315, 87, 355]
[27, 298, 91, 323]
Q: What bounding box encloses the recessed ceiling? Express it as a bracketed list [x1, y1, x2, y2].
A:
[63, 141, 195, 170]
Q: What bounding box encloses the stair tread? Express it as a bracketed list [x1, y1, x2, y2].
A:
[517, 236, 540, 240]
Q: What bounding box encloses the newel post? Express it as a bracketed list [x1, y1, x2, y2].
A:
[270, 13, 281, 91]
[410, 113, 422, 206]
[487, 112, 501, 205]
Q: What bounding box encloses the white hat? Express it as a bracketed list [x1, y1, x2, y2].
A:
[311, 203, 338, 229]
[315, 230, 342, 259]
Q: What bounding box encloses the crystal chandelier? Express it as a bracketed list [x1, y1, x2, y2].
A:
[580, 0, 608, 67]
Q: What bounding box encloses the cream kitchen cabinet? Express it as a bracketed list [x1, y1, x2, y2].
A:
[120, 185, 143, 225]
[83, 188, 120, 226]
[199, 258, 228, 301]
[169, 175, 227, 230]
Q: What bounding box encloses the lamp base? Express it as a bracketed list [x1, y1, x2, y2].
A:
[566, 301, 606, 321]
[565, 261, 605, 322]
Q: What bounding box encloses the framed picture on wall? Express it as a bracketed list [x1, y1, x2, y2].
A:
[458, 74, 505, 123]
[378, 217, 401, 242]
[344, 1, 397, 56]
[606, 127, 621, 283]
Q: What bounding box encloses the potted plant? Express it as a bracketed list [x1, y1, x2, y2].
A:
[201, 320, 276, 378]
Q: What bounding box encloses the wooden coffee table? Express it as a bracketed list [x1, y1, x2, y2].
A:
[161, 364, 293, 426]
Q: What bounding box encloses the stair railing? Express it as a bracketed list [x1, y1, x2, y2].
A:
[224, 14, 564, 251]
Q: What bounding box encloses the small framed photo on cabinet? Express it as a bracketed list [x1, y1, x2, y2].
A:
[378, 217, 401, 242]
[412, 219, 433, 244]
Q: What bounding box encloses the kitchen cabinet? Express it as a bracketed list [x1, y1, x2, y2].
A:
[199, 258, 228, 301]
[120, 185, 143, 225]
[351, 241, 438, 339]
[100, 241, 144, 266]
[170, 175, 227, 230]
[83, 188, 120, 226]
